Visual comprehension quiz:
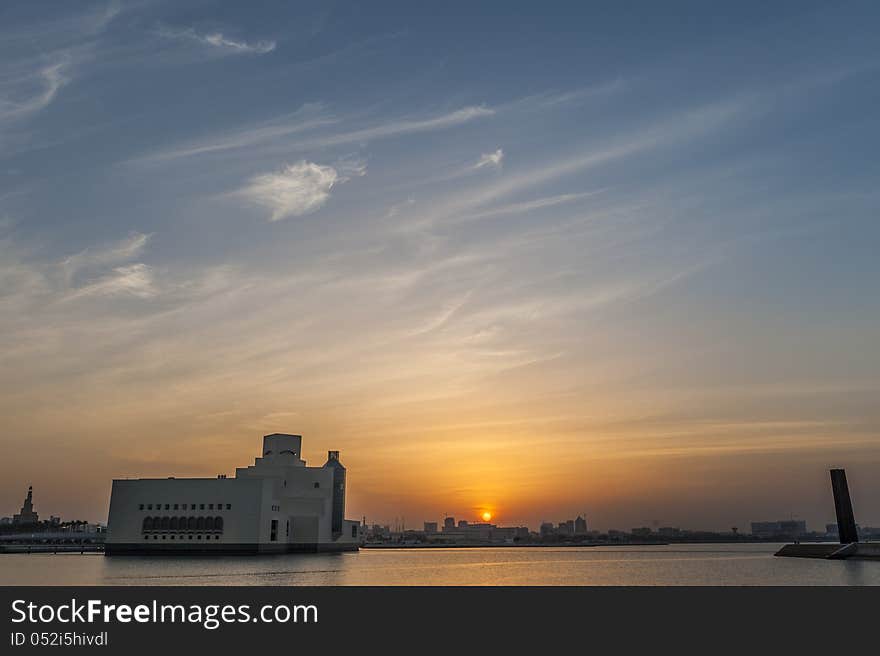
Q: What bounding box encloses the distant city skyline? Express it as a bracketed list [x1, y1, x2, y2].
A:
[1, 2, 879, 531]
[0, 479, 871, 537]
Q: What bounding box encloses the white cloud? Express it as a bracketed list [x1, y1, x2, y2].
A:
[200, 32, 276, 55]
[159, 26, 276, 55]
[238, 161, 363, 221]
[55, 232, 158, 300]
[61, 232, 152, 284]
[298, 105, 493, 149]
[335, 156, 368, 179]
[132, 105, 491, 165]
[135, 104, 336, 162]
[497, 79, 627, 113]
[69, 263, 158, 299]
[474, 148, 504, 169]
[455, 191, 604, 224]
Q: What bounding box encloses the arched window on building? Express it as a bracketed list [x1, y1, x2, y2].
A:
[187, 516, 196, 531]
[205, 516, 214, 531]
[170, 517, 179, 531]
[215, 516, 224, 532]
[142, 517, 153, 532]
[160, 516, 170, 530]
[196, 516, 205, 531]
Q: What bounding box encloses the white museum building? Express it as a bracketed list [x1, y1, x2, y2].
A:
[105, 433, 360, 554]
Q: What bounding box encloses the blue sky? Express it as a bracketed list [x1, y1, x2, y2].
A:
[1, 1, 879, 530]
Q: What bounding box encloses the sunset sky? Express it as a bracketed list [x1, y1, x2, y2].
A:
[1, 1, 879, 532]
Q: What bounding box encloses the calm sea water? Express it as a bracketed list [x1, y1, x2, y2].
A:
[2, 544, 878, 586]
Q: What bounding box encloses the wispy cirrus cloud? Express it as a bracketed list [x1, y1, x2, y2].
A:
[453, 191, 605, 224]
[498, 79, 628, 114]
[295, 105, 494, 150]
[131, 104, 493, 165]
[67, 263, 158, 300]
[236, 160, 365, 221]
[406, 98, 748, 231]
[0, 2, 127, 129]
[60, 232, 152, 285]
[474, 148, 504, 170]
[134, 103, 337, 163]
[158, 25, 276, 55]
[0, 57, 70, 122]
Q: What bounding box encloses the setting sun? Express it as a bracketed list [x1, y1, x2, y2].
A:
[481, 512, 492, 522]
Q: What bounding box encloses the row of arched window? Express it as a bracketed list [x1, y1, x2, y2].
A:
[142, 516, 224, 532]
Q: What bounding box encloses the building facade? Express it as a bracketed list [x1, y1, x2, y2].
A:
[105, 433, 360, 555]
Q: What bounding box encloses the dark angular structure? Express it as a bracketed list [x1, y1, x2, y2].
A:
[776, 467, 879, 559]
[830, 468, 858, 544]
[324, 450, 346, 539]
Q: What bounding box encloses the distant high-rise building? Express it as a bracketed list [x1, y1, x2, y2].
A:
[657, 526, 681, 537]
[539, 522, 555, 537]
[750, 520, 807, 539]
[443, 517, 455, 532]
[369, 524, 390, 539]
[558, 520, 575, 535]
[12, 485, 38, 525]
[424, 522, 438, 534]
[751, 522, 776, 538]
[574, 516, 588, 534]
[631, 527, 652, 537]
[457, 520, 469, 529]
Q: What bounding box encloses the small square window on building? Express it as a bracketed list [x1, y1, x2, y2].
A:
[226, 504, 232, 510]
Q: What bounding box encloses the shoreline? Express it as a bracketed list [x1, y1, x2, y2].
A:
[363, 542, 669, 549]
